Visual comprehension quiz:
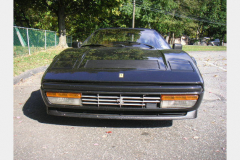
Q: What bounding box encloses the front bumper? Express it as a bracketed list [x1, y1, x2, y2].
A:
[47, 108, 197, 120]
[40, 83, 203, 120]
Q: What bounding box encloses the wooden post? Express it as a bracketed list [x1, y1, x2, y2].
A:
[132, 0, 135, 28]
[172, 32, 175, 44]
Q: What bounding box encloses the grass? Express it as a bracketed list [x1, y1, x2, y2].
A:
[14, 46, 47, 57]
[182, 45, 227, 51]
[14, 47, 65, 77]
[13, 45, 227, 77]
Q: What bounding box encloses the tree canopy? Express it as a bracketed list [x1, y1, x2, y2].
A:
[14, 0, 226, 46]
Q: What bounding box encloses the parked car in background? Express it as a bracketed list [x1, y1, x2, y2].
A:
[40, 28, 204, 120]
[200, 37, 210, 46]
[208, 39, 220, 46]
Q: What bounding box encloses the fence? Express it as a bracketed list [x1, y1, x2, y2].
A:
[13, 26, 72, 57]
[67, 36, 72, 48]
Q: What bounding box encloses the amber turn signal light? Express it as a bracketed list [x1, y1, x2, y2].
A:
[161, 95, 198, 101]
[46, 92, 82, 98]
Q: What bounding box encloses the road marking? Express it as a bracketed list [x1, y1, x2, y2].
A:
[203, 61, 227, 71]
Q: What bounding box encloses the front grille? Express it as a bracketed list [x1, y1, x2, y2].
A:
[81, 94, 161, 108]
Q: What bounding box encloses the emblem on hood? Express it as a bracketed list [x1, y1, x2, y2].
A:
[119, 73, 124, 78]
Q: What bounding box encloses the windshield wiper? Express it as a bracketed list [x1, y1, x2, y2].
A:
[81, 44, 107, 47]
[142, 43, 155, 49]
[116, 41, 138, 44]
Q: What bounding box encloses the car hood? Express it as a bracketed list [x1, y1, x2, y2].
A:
[42, 47, 203, 85]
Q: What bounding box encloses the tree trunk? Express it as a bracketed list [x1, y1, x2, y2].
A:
[196, 29, 199, 39]
[166, 32, 170, 44]
[172, 32, 175, 44]
[58, 2, 68, 48]
[221, 34, 225, 46]
[169, 32, 172, 44]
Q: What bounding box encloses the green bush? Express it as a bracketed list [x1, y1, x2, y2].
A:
[223, 34, 227, 43]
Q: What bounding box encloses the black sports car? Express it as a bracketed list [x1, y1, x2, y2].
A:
[40, 28, 204, 120]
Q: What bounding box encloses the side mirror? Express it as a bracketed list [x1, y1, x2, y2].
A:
[173, 43, 182, 50]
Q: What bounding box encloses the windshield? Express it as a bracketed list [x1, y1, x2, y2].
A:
[82, 29, 171, 50]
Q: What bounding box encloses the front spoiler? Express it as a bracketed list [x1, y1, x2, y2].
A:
[47, 109, 197, 120]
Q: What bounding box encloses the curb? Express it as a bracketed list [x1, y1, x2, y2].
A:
[14, 66, 49, 85]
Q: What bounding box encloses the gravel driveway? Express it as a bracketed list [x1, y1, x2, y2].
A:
[14, 51, 227, 160]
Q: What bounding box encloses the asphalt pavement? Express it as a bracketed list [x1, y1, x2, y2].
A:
[14, 51, 227, 160]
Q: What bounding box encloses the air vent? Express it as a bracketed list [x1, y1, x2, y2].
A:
[169, 61, 193, 71]
[84, 60, 160, 69]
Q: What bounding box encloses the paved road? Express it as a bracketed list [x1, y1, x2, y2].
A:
[14, 51, 226, 160]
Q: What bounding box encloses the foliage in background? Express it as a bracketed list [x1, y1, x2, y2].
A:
[14, 0, 226, 43]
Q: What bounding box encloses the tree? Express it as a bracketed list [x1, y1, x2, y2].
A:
[14, 0, 226, 46]
[44, 0, 124, 47]
[14, 0, 123, 48]
[66, 1, 125, 42]
[205, 0, 226, 42]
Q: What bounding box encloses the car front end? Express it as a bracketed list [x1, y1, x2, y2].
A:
[41, 28, 204, 120]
